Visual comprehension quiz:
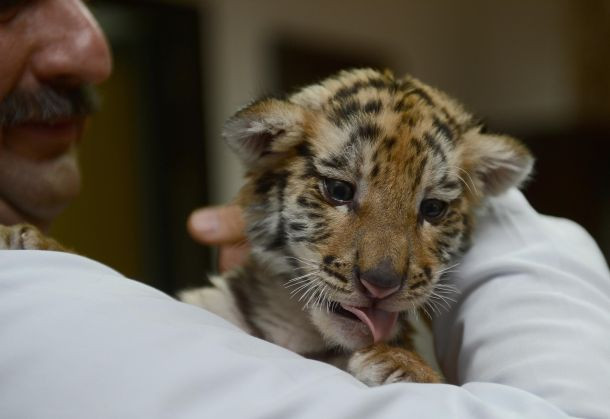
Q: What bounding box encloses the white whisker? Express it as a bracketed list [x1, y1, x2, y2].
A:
[289, 280, 314, 296]
[455, 173, 474, 195]
[285, 271, 319, 286]
[437, 262, 460, 275]
[298, 281, 320, 303]
[283, 256, 319, 267]
[420, 302, 433, 319]
[433, 283, 460, 293]
[428, 294, 453, 310]
[289, 275, 318, 297]
[426, 300, 441, 316]
[317, 285, 329, 310]
[441, 165, 479, 197]
[427, 288, 457, 313]
[433, 282, 460, 295]
[313, 286, 324, 308]
[304, 283, 323, 308]
[433, 292, 457, 303]
[457, 167, 479, 196]
[287, 280, 315, 294]
[324, 285, 330, 313]
[285, 277, 315, 288]
[314, 284, 328, 311]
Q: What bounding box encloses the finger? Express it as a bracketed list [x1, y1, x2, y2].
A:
[218, 242, 250, 273]
[187, 205, 246, 245]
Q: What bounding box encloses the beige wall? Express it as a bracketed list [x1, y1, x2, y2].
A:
[198, 0, 587, 203]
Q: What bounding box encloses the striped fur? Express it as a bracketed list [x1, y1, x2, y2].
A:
[180, 68, 533, 384]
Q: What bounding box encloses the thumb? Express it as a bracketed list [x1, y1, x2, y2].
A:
[187, 205, 246, 245]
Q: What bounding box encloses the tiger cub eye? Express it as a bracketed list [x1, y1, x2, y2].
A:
[420, 199, 448, 222]
[323, 178, 355, 205]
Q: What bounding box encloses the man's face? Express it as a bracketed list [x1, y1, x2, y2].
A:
[0, 0, 111, 229]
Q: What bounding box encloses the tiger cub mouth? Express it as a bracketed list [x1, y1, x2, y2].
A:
[329, 302, 398, 343]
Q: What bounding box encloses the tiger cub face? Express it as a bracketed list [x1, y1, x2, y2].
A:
[225, 69, 533, 351]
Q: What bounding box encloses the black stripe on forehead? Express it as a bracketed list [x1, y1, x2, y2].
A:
[411, 136, 424, 154]
[315, 128, 370, 175]
[423, 133, 447, 164]
[333, 81, 366, 101]
[383, 136, 397, 151]
[300, 156, 321, 180]
[433, 117, 455, 143]
[329, 99, 361, 127]
[411, 155, 428, 193]
[363, 99, 382, 114]
[351, 122, 382, 144]
[296, 141, 313, 158]
[393, 100, 412, 113]
[439, 179, 462, 194]
[331, 102, 390, 130]
[329, 97, 385, 128]
[319, 153, 349, 171]
[417, 156, 466, 200]
[401, 87, 434, 107]
[296, 141, 323, 180]
[331, 76, 397, 102]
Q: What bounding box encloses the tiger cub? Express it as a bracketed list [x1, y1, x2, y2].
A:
[180, 68, 533, 385]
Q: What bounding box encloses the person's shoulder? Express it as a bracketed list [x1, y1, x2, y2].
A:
[463, 188, 609, 282]
[0, 249, 123, 279]
[477, 189, 597, 248]
[0, 250, 175, 304]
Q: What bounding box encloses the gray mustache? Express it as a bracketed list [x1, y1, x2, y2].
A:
[0, 85, 100, 127]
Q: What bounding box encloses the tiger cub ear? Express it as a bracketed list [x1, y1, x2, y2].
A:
[223, 97, 308, 168]
[459, 127, 534, 196]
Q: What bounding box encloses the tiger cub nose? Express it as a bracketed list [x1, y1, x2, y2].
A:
[359, 259, 403, 299]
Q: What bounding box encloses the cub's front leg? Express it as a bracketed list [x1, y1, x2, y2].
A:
[347, 343, 442, 386]
[0, 224, 69, 252]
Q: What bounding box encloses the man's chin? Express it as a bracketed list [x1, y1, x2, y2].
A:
[0, 148, 81, 228]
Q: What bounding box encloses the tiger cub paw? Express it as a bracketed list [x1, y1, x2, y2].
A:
[347, 343, 442, 386]
[0, 224, 68, 251]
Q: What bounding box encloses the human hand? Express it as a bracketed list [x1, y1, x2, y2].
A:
[0, 223, 70, 252]
[187, 205, 249, 272]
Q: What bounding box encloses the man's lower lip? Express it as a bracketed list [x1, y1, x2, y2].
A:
[19, 120, 80, 137]
[3, 119, 84, 160]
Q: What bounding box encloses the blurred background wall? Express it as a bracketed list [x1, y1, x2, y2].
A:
[50, 0, 610, 295]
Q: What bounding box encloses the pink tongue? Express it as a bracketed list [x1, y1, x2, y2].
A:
[341, 304, 398, 343]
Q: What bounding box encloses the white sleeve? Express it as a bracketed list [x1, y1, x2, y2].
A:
[0, 190, 608, 419]
[434, 189, 610, 419]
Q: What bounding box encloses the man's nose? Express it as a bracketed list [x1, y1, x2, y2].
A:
[30, 0, 112, 86]
[359, 259, 403, 300]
